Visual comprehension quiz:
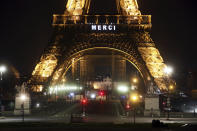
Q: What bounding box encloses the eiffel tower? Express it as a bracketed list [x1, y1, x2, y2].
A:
[29, 0, 173, 93]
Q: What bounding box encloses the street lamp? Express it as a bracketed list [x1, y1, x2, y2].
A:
[132, 78, 138, 84]
[164, 65, 173, 120]
[0, 65, 6, 80]
[130, 77, 138, 91]
[164, 66, 173, 76]
[169, 85, 174, 90]
[131, 94, 138, 102]
[20, 94, 26, 122]
[167, 86, 174, 120]
[130, 93, 139, 125]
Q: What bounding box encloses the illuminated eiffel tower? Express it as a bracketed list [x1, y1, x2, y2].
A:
[29, 0, 173, 93]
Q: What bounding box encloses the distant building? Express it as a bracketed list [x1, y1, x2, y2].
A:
[187, 71, 197, 98]
[87, 77, 112, 90]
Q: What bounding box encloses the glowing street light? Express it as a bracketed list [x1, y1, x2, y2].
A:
[169, 85, 174, 90]
[20, 94, 26, 101]
[36, 103, 40, 108]
[69, 92, 75, 97]
[164, 66, 173, 76]
[132, 78, 138, 83]
[130, 93, 139, 125]
[132, 95, 137, 101]
[20, 94, 26, 123]
[90, 93, 96, 99]
[164, 65, 174, 120]
[130, 77, 138, 91]
[131, 85, 136, 90]
[130, 94, 139, 103]
[0, 65, 6, 80]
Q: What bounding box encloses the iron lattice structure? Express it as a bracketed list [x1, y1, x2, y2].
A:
[29, 0, 173, 93]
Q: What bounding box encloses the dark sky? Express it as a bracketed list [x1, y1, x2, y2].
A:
[0, 0, 197, 77]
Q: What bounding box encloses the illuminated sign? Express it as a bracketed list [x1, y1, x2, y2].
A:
[91, 25, 116, 31]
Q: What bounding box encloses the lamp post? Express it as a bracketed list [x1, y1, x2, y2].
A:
[0, 65, 6, 80]
[0, 65, 6, 117]
[167, 85, 174, 120]
[130, 93, 139, 125]
[193, 104, 196, 117]
[20, 94, 26, 122]
[164, 66, 173, 120]
[132, 77, 138, 84]
[130, 76, 139, 92]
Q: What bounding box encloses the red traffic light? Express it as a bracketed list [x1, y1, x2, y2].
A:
[81, 98, 88, 105]
[126, 104, 130, 109]
[98, 90, 105, 96]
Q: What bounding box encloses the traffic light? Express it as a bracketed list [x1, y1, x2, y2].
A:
[81, 98, 88, 105]
[126, 104, 131, 110]
[98, 90, 105, 96]
[162, 102, 166, 106]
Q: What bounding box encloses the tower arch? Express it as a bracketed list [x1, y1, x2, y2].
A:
[51, 46, 151, 88]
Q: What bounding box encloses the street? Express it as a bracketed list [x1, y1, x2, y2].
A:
[1, 115, 197, 125]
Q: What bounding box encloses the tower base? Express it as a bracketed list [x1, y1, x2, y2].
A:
[14, 94, 31, 115]
[144, 95, 160, 117]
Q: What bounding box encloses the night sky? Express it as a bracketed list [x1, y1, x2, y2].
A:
[0, 0, 197, 77]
